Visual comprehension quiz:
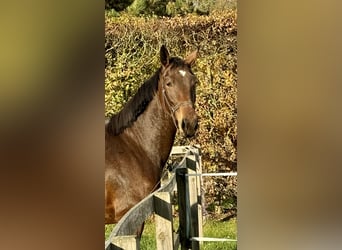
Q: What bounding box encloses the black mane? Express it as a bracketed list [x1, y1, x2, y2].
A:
[106, 57, 186, 136]
[105, 69, 160, 135]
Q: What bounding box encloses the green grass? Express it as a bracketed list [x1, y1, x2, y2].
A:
[105, 217, 237, 250]
[140, 218, 157, 250]
[201, 218, 237, 250]
[105, 224, 115, 240]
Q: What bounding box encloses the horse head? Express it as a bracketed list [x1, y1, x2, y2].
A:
[159, 45, 199, 138]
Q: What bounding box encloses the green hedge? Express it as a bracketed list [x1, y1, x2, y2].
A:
[105, 0, 237, 17]
[105, 10, 237, 215]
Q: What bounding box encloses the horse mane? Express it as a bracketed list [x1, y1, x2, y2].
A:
[105, 69, 160, 135]
[106, 57, 187, 136]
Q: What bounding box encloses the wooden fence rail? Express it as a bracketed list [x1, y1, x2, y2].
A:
[105, 145, 203, 250]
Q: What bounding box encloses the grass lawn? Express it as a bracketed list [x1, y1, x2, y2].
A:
[105, 217, 237, 250]
[201, 218, 237, 250]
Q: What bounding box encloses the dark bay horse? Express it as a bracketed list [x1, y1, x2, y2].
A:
[105, 45, 199, 226]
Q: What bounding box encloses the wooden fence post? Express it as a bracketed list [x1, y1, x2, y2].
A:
[176, 167, 191, 250]
[194, 146, 203, 246]
[186, 155, 200, 250]
[154, 192, 174, 250]
[111, 235, 138, 250]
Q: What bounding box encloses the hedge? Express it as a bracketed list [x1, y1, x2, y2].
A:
[105, 10, 237, 216]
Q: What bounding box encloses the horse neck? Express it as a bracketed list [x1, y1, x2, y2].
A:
[123, 93, 177, 170]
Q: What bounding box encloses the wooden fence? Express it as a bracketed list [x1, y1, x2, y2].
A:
[105, 145, 203, 250]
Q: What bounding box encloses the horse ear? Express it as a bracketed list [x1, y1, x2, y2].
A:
[160, 45, 169, 66]
[185, 50, 198, 67]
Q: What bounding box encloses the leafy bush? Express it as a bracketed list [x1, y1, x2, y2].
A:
[105, 10, 237, 215]
[107, 0, 237, 17]
[105, 0, 134, 11]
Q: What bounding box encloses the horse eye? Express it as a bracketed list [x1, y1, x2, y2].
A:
[166, 81, 172, 87]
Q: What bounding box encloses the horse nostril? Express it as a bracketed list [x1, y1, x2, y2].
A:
[194, 119, 199, 131]
[181, 119, 186, 131]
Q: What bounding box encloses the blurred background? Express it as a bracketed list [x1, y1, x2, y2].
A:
[1, 0, 342, 249]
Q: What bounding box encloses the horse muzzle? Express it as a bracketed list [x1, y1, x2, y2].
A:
[180, 116, 198, 138]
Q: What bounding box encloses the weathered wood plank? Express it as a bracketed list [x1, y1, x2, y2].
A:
[154, 192, 173, 250]
[186, 155, 200, 250]
[195, 147, 203, 246]
[111, 235, 138, 250]
[173, 231, 180, 249]
[170, 146, 190, 155]
[109, 170, 179, 240]
[111, 195, 154, 237]
[170, 145, 201, 157]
